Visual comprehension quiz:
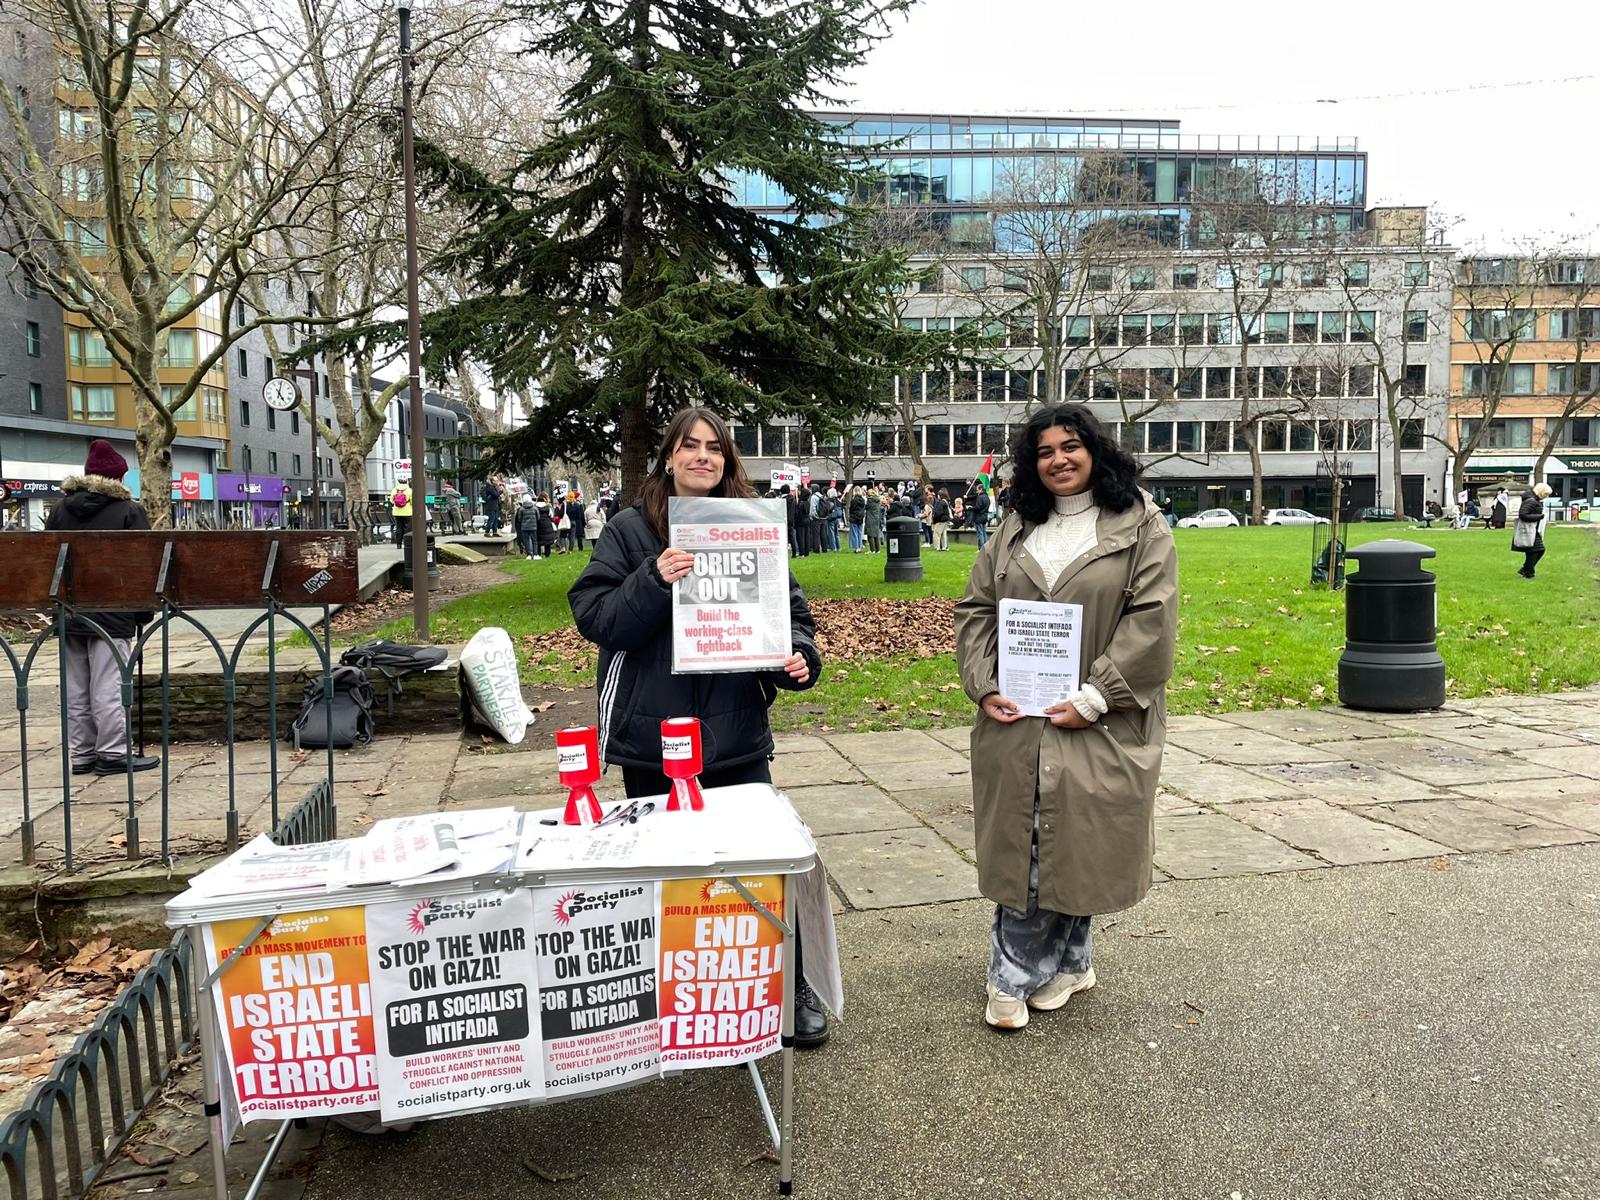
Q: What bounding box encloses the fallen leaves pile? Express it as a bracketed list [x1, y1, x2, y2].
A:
[517, 597, 959, 673]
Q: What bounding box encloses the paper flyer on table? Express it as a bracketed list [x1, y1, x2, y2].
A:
[658, 875, 786, 1069]
[533, 882, 661, 1098]
[366, 889, 543, 1121]
[203, 906, 378, 1123]
[668, 496, 791, 673]
[997, 598, 1085, 718]
[186, 834, 351, 899]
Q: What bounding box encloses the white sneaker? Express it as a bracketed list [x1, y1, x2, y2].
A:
[984, 982, 1028, 1030]
[1027, 966, 1097, 1011]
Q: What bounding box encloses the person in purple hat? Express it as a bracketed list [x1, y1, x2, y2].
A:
[45, 440, 159, 775]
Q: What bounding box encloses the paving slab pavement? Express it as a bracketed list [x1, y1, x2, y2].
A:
[299, 844, 1600, 1200]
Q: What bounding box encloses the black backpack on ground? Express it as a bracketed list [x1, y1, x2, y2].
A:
[291, 665, 375, 749]
[341, 640, 449, 675]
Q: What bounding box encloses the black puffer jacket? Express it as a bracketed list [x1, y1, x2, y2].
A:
[44, 474, 152, 638]
[568, 501, 822, 771]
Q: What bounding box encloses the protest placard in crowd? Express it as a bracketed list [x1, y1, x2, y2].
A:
[667, 496, 791, 673]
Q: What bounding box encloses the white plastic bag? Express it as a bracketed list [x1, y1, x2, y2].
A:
[460, 626, 535, 744]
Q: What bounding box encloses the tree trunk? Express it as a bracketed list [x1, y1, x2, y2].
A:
[1329, 472, 1342, 527]
[341, 452, 370, 521]
[1451, 455, 1467, 504]
[132, 384, 175, 531]
[619, 392, 651, 503]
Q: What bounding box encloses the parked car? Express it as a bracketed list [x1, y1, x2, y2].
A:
[1264, 508, 1331, 526]
[1176, 508, 1241, 529]
[1355, 507, 1397, 522]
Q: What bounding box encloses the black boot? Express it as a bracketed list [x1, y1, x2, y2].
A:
[794, 977, 830, 1049]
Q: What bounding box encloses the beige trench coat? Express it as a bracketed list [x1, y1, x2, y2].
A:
[954, 493, 1178, 915]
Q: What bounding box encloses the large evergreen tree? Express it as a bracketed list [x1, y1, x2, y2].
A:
[415, 0, 945, 496]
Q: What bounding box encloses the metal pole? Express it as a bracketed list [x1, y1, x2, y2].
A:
[308, 373, 320, 531]
[1375, 390, 1382, 513]
[398, 0, 429, 642]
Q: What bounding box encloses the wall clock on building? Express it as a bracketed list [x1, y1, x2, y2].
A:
[262, 378, 299, 411]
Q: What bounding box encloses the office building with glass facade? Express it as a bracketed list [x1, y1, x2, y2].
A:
[730, 112, 1452, 518]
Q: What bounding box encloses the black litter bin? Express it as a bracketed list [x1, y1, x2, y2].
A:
[884, 515, 924, 583]
[401, 531, 441, 589]
[1337, 539, 1445, 711]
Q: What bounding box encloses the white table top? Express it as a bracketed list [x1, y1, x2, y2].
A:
[164, 783, 817, 927]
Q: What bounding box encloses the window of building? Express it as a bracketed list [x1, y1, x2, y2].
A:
[292, 454, 302, 476]
[1580, 308, 1600, 337]
[70, 384, 115, 421]
[1287, 420, 1316, 452]
[1177, 369, 1202, 399]
[1129, 267, 1154, 292]
[1087, 265, 1112, 292]
[1175, 421, 1201, 454]
[237, 347, 249, 375]
[1260, 366, 1288, 398]
[1463, 418, 1531, 449]
[1205, 367, 1233, 398]
[1345, 420, 1374, 451]
[760, 425, 786, 457]
[1149, 313, 1174, 346]
[1401, 364, 1427, 397]
[1290, 366, 1319, 398]
[291, 411, 300, 434]
[1178, 313, 1204, 345]
[925, 424, 950, 455]
[870, 426, 895, 456]
[1173, 265, 1199, 290]
[1215, 265, 1235, 289]
[1321, 311, 1346, 343]
[1506, 364, 1535, 394]
[1403, 261, 1429, 287]
[240, 400, 251, 426]
[1206, 314, 1233, 345]
[162, 329, 196, 366]
[1548, 364, 1574, 394]
[731, 425, 757, 456]
[1292, 311, 1318, 344]
[1395, 419, 1423, 450]
[953, 424, 978, 455]
[1561, 417, 1599, 447]
[1204, 421, 1231, 453]
[1347, 366, 1375, 397]
[28, 382, 42, 413]
[1350, 311, 1376, 343]
[264, 357, 275, 380]
[67, 328, 112, 366]
[1094, 317, 1120, 347]
[1148, 368, 1176, 401]
[1260, 420, 1287, 452]
[1300, 261, 1326, 288]
[917, 268, 941, 293]
[1263, 312, 1290, 344]
[1146, 423, 1174, 454]
[1257, 263, 1283, 288]
[1122, 315, 1147, 346]
[267, 406, 277, 431]
[981, 369, 1007, 402]
[960, 267, 986, 290]
[1344, 260, 1369, 286]
[268, 451, 278, 473]
[981, 424, 1007, 455]
[1092, 371, 1117, 400]
[1466, 309, 1535, 341]
[1403, 310, 1428, 343]
[25, 321, 40, 356]
[1544, 260, 1587, 284]
[1061, 315, 1090, 346]
[1120, 369, 1148, 400]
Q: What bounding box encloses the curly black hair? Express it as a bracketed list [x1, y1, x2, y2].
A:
[1008, 404, 1142, 523]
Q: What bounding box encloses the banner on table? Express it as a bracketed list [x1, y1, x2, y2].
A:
[658, 875, 786, 1069]
[366, 890, 543, 1121]
[667, 496, 791, 673]
[203, 907, 378, 1122]
[533, 882, 661, 1097]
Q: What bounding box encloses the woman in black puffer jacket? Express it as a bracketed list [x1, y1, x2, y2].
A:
[568, 407, 822, 795]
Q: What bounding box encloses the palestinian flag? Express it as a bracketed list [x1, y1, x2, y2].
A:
[974, 453, 995, 494]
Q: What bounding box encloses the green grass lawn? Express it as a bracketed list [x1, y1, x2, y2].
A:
[366, 524, 1600, 732]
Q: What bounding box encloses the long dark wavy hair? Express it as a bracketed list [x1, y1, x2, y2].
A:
[1008, 404, 1141, 524]
[639, 407, 754, 540]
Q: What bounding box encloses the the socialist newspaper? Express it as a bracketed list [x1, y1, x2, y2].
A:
[667, 496, 791, 673]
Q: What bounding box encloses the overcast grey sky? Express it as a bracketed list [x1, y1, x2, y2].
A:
[835, 0, 1599, 253]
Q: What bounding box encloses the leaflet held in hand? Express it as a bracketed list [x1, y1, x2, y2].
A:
[668, 496, 791, 673]
[997, 598, 1085, 717]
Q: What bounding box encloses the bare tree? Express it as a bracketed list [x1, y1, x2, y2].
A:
[1187, 160, 1337, 523]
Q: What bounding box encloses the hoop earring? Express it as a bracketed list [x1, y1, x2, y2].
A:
[665, 466, 674, 475]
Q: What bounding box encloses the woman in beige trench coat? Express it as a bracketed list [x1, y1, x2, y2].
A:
[955, 405, 1178, 1030]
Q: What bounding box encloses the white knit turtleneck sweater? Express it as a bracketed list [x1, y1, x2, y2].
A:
[1023, 489, 1107, 722]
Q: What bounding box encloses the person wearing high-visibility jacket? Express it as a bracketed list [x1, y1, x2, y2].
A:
[391, 483, 413, 546]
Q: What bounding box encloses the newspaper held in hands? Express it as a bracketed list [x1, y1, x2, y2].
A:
[997, 598, 1085, 718]
[668, 496, 791, 674]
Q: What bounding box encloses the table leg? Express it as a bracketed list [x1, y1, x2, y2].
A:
[196, 930, 231, 1200]
[779, 915, 794, 1196]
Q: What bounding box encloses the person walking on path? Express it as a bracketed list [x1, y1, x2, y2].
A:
[967, 479, 991, 548]
[932, 488, 953, 551]
[390, 482, 413, 547]
[864, 484, 885, 552]
[569, 407, 830, 1046]
[515, 495, 541, 558]
[847, 485, 867, 552]
[784, 485, 805, 557]
[821, 488, 841, 552]
[954, 404, 1178, 1031]
[1513, 483, 1552, 578]
[45, 440, 160, 776]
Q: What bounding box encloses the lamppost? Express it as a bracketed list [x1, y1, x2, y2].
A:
[398, 0, 429, 640]
[294, 267, 322, 530]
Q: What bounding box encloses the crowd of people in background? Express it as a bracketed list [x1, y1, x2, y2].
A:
[775, 475, 1001, 558]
